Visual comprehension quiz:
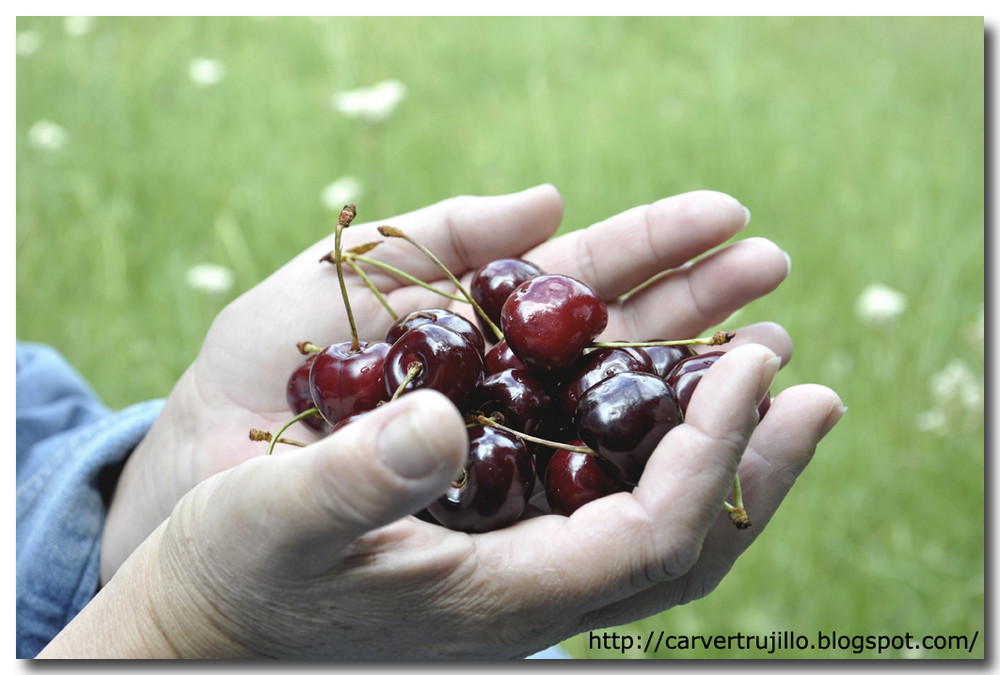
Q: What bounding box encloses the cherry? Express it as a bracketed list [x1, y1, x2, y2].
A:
[544, 446, 628, 516]
[555, 346, 653, 420]
[468, 368, 551, 435]
[500, 274, 608, 372]
[385, 308, 485, 355]
[665, 350, 770, 420]
[663, 351, 726, 416]
[483, 338, 527, 375]
[426, 425, 535, 533]
[383, 323, 484, 406]
[470, 258, 545, 338]
[309, 341, 391, 426]
[641, 343, 697, 379]
[285, 353, 331, 433]
[576, 371, 683, 486]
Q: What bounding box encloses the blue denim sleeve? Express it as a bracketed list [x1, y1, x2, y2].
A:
[16, 342, 165, 658]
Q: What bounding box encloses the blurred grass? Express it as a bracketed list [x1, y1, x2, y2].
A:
[16, 16, 984, 659]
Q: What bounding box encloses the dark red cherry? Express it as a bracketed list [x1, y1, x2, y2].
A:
[500, 274, 608, 372]
[556, 347, 653, 419]
[426, 425, 535, 533]
[383, 323, 484, 406]
[544, 447, 628, 516]
[483, 338, 526, 375]
[330, 409, 372, 432]
[665, 350, 771, 420]
[469, 368, 551, 435]
[286, 354, 331, 433]
[385, 308, 485, 355]
[663, 351, 726, 416]
[640, 343, 697, 379]
[576, 371, 683, 486]
[470, 258, 545, 338]
[309, 341, 391, 427]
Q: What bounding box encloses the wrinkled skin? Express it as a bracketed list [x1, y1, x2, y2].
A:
[42, 186, 843, 658]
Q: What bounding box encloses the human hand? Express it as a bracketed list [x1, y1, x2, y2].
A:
[100, 184, 840, 594]
[50, 345, 841, 658]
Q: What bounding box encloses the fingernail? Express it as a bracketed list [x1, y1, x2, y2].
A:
[820, 405, 848, 439]
[758, 355, 782, 403]
[742, 205, 752, 228]
[377, 408, 446, 479]
[782, 249, 792, 276]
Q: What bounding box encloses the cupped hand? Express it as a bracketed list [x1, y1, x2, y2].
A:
[100, 184, 829, 590]
[57, 343, 841, 658]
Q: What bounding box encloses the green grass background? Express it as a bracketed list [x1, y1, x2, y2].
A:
[16, 16, 984, 659]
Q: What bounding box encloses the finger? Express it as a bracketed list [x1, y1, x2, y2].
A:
[333, 184, 564, 287]
[525, 190, 750, 301]
[608, 236, 791, 341]
[578, 384, 845, 628]
[176, 390, 468, 577]
[473, 344, 779, 619]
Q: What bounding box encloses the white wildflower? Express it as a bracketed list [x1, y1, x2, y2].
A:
[64, 16, 95, 37]
[28, 119, 68, 152]
[930, 358, 983, 413]
[332, 79, 406, 123]
[17, 31, 42, 56]
[185, 263, 234, 296]
[189, 58, 226, 87]
[321, 177, 364, 212]
[855, 283, 907, 325]
[914, 407, 946, 433]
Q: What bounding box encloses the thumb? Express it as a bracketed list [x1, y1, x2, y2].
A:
[187, 390, 468, 573]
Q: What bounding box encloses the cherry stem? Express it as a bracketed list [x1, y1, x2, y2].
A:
[297, 341, 323, 354]
[347, 257, 398, 321]
[390, 362, 424, 402]
[249, 429, 308, 448]
[347, 253, 468, 303]
[590, 331, 736, 349]
[254, 407, 319, 456]
[329, 204, 361, 352]
[723, 474, 752, 529]
[470, 414, 599, 456]
[377, 225, 505, 342]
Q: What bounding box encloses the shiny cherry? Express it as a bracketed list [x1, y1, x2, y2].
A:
[555, 347, 653, 419]
[426, 425, 535, 533]
[664, 351, 726, 416]
[383, 323, 484, 406]
[483, 338, 526, 375]
[470, 258, 545, 338]
[500, 274, 608, 372]
[544, 447, 628, 516]
[641, 343, 697, 379]
[666, 351, 771, 420]
[385, 308, 485, 355]
[469, 368, 551, 435]
[576, 371, 683, 486]
[309, 341, 391, 427]
[286, 353, 330, 433]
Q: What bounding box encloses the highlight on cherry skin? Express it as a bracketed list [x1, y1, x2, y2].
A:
[251, 204, 760, 533]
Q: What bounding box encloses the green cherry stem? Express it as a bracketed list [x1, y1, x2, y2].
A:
[723, 474, 751, 529]
[389, 362, 424, 402]
[590, 331, 736, 349]
[470, 414, 599, 456]
[347, 253, 468, 303]
[347, 258, 398, 321]
[377, 225, 504, 342]
[252, 407, 319, 456]
[325, 204, 361, 352]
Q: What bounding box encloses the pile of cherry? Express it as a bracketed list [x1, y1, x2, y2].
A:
[262, 205, 762, 534]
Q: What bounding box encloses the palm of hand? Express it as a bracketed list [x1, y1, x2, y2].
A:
[104, 186, 842, 646]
